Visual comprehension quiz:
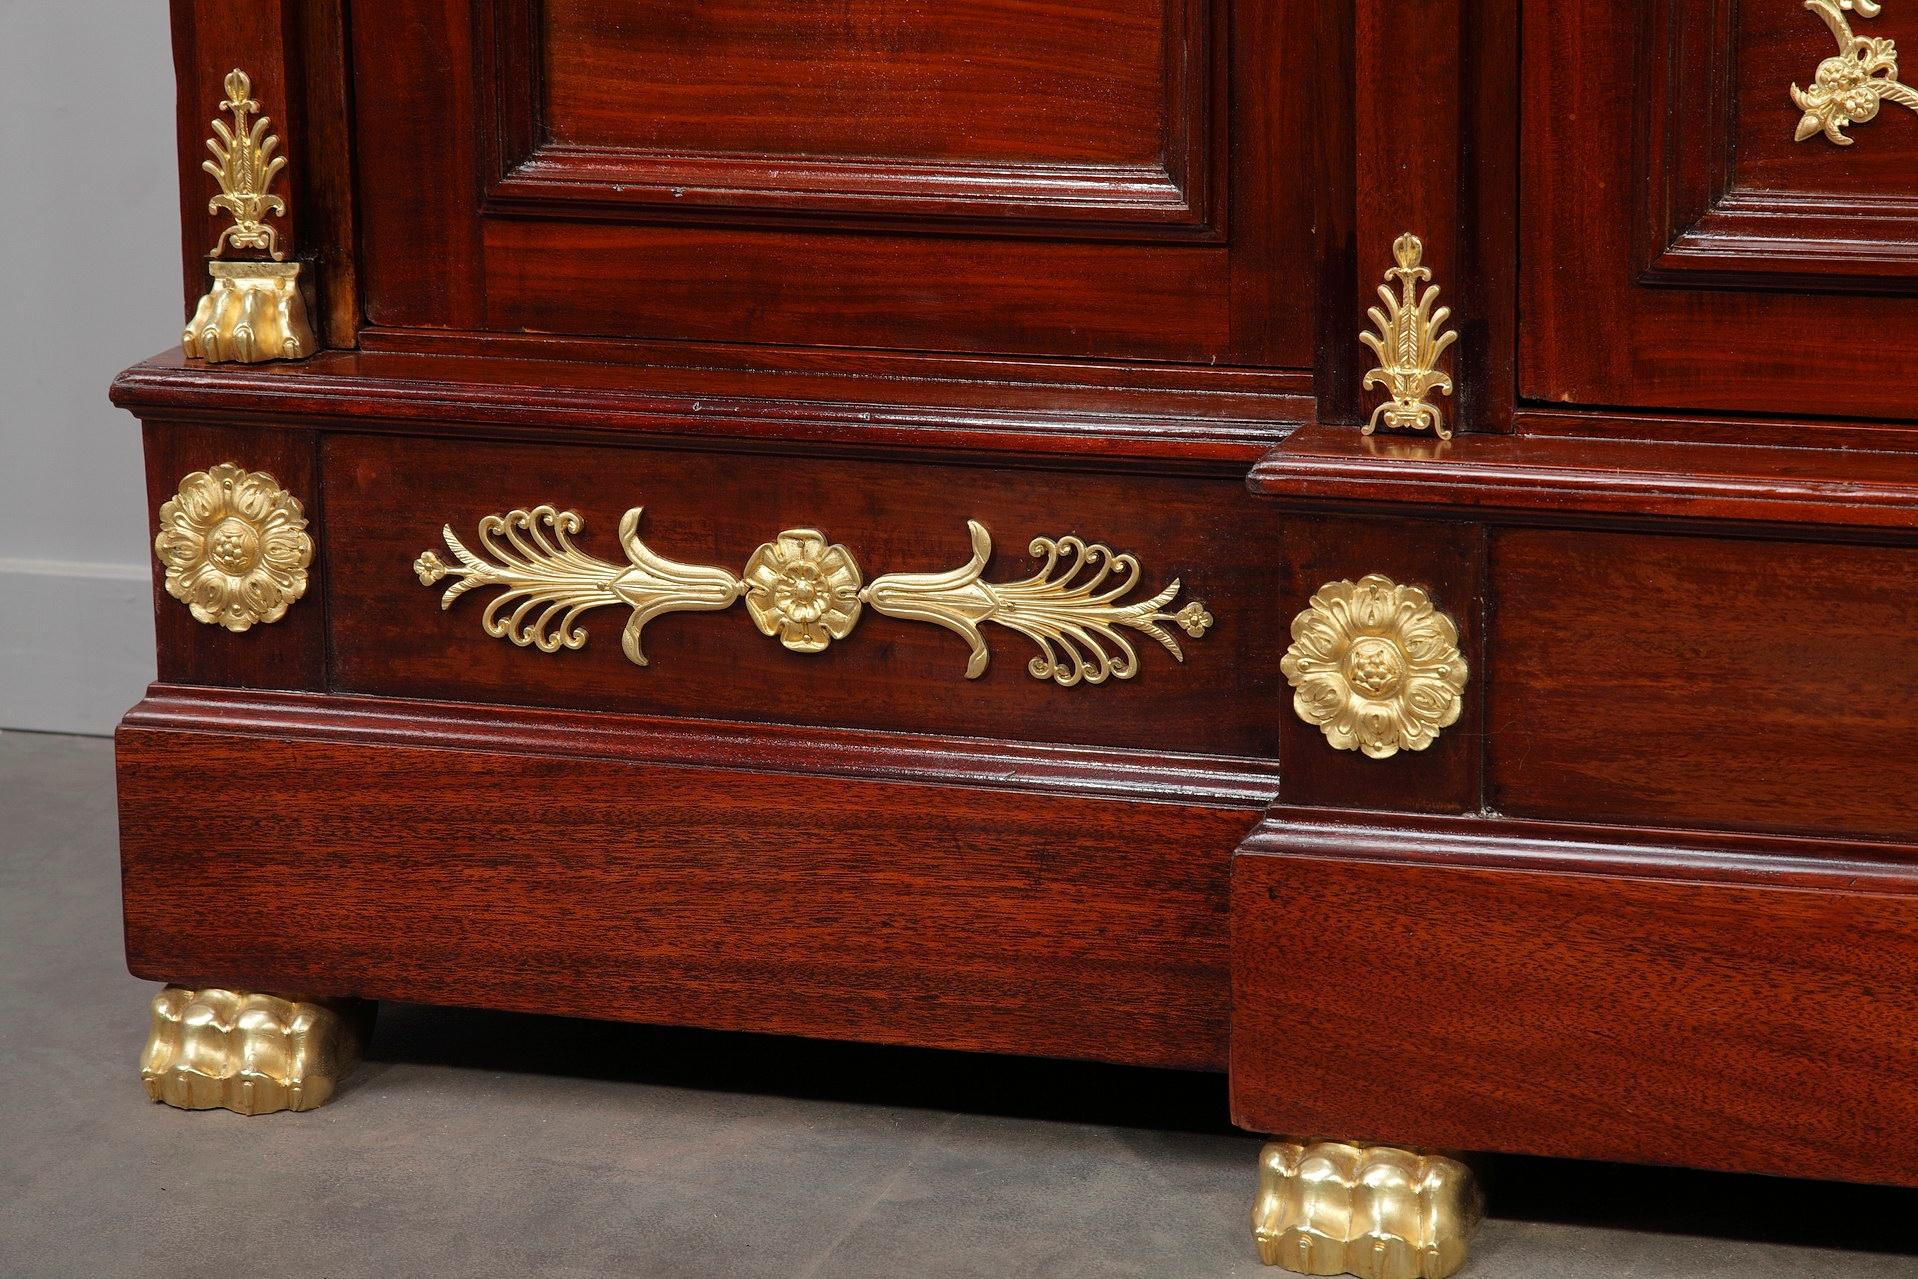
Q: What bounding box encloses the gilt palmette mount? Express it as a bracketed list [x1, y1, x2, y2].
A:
[415, 508, 1212, 687]
[202, 69, 288, 260]
[1360, 234, 1459, 440]
[185, 68, 315, 363]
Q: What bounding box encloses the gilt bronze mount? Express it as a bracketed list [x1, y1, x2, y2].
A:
[416, 507, 1213, 687]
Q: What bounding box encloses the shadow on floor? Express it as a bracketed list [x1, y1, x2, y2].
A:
[367, 1001, 1918, 1260]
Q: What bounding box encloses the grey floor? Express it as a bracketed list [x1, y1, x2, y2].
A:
[4, 731, 1916, 1279]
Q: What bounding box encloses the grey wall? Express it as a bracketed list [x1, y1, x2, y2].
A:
[1, 2, 179, 733]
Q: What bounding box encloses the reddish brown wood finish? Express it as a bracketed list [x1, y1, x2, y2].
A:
[1489, 528, 1918, 842]
[1637, 0, 1918, 292]
[129, 0, 1918, 1199]
[1522, 0, 1918, 419]
[118, 709, 1257, 1070]
[141, 421, 324, 692]
[115, 349, 1304, 462]
[1232, 813, 1918, 1186]
[170, 0, 299, 311]
[325, 432, 1282, 755]
[1274, 514, 1483, 815]
[494, 0, 1217, 232]
[1251, 423, 1918, 532]
[347, 0, 1316, 372]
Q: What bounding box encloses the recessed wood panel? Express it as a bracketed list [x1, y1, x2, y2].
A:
[490, 0, 1216, 229]
[1521, 0, 1918, 416]
[1735, 0, 1918, 195]
[349, 0, 1315, 368]
[1488, 528, 1918, 840]
[323, 433, 1286, 756]
[544, 0, 1173, 166]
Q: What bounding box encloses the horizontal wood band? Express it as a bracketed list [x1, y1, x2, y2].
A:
[1232, 811, 1918, 1185]
[113, 350, 1298, 467]
[117, 716, 1253, 1069]
[122, 687, 1281, 807]
[1250, 424, 1918, 533]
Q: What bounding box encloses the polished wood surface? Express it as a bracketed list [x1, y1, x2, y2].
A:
[1232, 813, 1918, 1186]
[326, 431, 1281, 754]
[141, 421, 323, 691]
[119, 708, 1255, 1070]
[1490, 529, 1918, 841]
[1252, 423, 1918, 532]
[512, 0, 1211, 230]
[1521, 0, 1918, 419]
[347, 0, 1315, 371]
[113, 349, 1305, 462]
[130, 0, 1918, 1198]
[1273, 514, 1483, 815]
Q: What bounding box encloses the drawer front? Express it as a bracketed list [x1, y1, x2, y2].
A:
[1231, 832, 1918, 1185]
[1272, 513, 1918, 843]
[1488, 528, 1918, 842]
[324, 433, 1281, 757]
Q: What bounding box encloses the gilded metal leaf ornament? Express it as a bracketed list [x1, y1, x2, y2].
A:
[415, 507, 743, 665]
[1792, 0, 1918, 144]
[860, 521, 1213, 686]
[202, 69, 289, 259]
[1359, 234, 1459, 440]
[154, 463, 312, 631]
[185, 68, 315, 362]
[415, 510, 1212, 686]
[1280, 574, 1467, 759]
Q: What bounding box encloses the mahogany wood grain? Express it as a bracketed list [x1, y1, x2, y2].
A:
[347, 0, 1316, 371]
[114, 350, 1302, 464]
[1639, 0, 1918, 290]
[481, 217, 1233, 361]
[1734, 0, 1918, 199]
[1231, 817, 1918, 1185]
[1273, 514, 1483, 815]
[540, 0, 1177, 166]
[490, 0, 1215, 233]
[1521, 0, 1918, 419]
[142, 421, 324, 692]
[1354, 0, 1461, 422]
[324, 432, 1286, 756]
[118, 722, 1252, 1070]
[1488, 528, 1918, 842]
[170, 1, 359, 345]
[1251, 423, 1918, 534]
[360, 328, 1315, 407]
[123, 685, 1283, 807]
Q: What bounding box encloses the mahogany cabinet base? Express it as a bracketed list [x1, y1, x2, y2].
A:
[1231, 811, 1918, 1188]
[115, 694, 1259, 1072]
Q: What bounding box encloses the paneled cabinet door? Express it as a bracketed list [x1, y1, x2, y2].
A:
[349, 0, 1314, 368]
[1520, 0, 1918, 423]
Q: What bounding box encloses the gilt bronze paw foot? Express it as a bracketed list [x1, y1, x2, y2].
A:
[139, 986, 372, 1115]
[1252, 1140, 1482, 1278]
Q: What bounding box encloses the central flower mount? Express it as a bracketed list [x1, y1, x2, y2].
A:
[743, 530, 864, 653]
[416, 508, 1213, 688]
